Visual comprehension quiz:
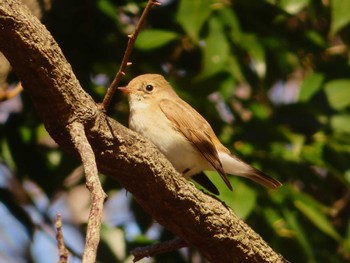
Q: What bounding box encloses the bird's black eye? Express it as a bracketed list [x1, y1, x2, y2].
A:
[145, 84, 154, 92]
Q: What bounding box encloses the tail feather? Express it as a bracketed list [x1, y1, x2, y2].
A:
[246, 167, 282, 189]
[218, 152, 282, 189]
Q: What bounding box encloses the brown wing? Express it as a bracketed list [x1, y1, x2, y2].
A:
[159, 99, 233, 191]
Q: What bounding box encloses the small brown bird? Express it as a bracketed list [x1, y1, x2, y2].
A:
[119, 74, 281, 194]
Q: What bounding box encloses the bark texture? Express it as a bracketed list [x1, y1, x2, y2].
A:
[0, 1, 287, 262]
[0, 0, 51, 89]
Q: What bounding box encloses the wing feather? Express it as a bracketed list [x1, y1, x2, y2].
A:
[159, 99, 232, 191]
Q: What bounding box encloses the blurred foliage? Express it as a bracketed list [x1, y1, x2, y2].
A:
[1, 0, 350, 262]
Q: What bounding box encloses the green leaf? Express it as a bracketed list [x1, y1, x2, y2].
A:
[240, 34, 266, 78]
[176, 0, 213, 43]
[340, 220, 350, 258]
[305, 30, 327, 47]
[135, 29, 179, 50]
[330, 0, 350, 35]
[300, 140, 325, 166]
[19, 125, 32, 143]
[294, 199, 342, 242]
[218, 75, 237, 100]
[324, 79, 350, 110]
[331, 114, 350, 134]
[213, 174, 257, 219]
[264, 207, 284, 228]
[100, 224, 126, 260]
[283, 209, 316, 262]
[345, 170, 350, 184]
[199, 16, 230, 78]
[97, 0, 119, 22]
[1, 140, 15, 170]
[279, 0, 310, 14]
[277, 130, 305, 161]
[226, 55, 245, 82]
[299, 72, 325, 102]
[250, 102, 270, 120]
[217, 7, 242, 43]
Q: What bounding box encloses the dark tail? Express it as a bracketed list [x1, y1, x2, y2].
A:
[245, 167, 282, 189]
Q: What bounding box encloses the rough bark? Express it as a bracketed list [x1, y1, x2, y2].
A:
[0, 0, 51, 89]
[0, 1, 287, 262]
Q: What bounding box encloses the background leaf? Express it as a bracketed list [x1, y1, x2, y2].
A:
[176, 0, 212, 43]
[324, 79, 350, 110]
[135, 29, 179, 50]
[299, 72, 324, 102]
[331, 0, 350, 35]
[279, 0, 311, 15]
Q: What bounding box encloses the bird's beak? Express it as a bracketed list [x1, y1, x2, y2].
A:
[118, 86, 133, 94]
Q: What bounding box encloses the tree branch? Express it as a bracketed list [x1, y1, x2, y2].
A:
[101, 0, 161, 111]
[0, 1, 288, 262]
[55, 213, 69, 263]
[69, 121, 107, 263]
[131, 237, 188, 262]
[0, 0, 51, 90]
[0, 82, 23, 101]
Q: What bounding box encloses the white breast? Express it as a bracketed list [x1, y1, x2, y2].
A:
[129, 104, 211, 176]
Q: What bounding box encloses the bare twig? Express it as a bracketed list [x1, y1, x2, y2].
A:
[69, 122, 107, 263]
[0, 82, 22, 101]
[131, 237, 188, 262]
[55, 213, 69, 263]
[101, 0, 161, 111]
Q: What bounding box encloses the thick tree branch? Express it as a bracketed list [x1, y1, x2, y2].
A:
[0, 1, 287, 262]
[0, 0, 51, 90]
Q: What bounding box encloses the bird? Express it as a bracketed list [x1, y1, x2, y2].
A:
[118, 74, 282, 194]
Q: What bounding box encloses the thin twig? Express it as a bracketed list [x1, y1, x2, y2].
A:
[69, 121, 107, 263]
[55, 213, 69, 263]
[131, 237, 188, 262]
[0, 82, 23, 101]
[101, 0, 161, 111]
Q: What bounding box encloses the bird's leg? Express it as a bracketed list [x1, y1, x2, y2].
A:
[181, 168, 190, 176]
